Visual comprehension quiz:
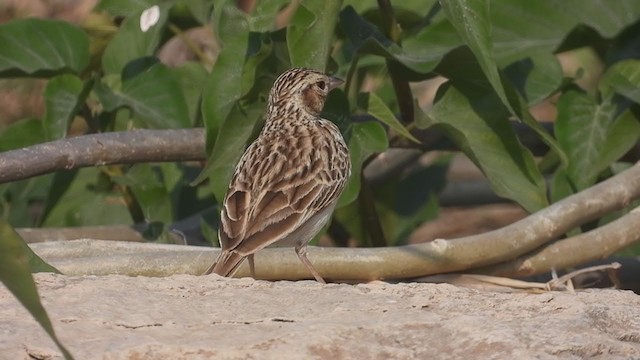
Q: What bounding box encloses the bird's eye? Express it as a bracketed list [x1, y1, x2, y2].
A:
[316, 81, 326, 90]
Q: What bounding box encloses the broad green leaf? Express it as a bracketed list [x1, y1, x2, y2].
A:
[555, 91, 617, 190]
[181, 0, 215, 25]
[568, 0, 640, 38]
[43, 75, 87, 140]
[173, 63, 208, 125]
[42, 168, 133, 227]
[213, 0, 289, 42]
[201, 33, 249, 151]
[102, 4, 170, 74]
[0, 119, 52, 226]
[490, 0, 640, 65]
[1, 176, 52, 227]
[40, 171, 79, 226]
[111, 164, 173, 223]
[357, 92, 420, 143]
[597, 110, 640, 172]
[0, 19, 89, 76]
[0, 118, 45, 152]
[94, 0, 157, 17]
[374, 163, 446, 246]
[337, 121, 388, 207]
[240, 32, 277, 100]
[435, 47, 567, 165]
[339, 6, 456, 75]
[203, 0, 289, 153]
[342, 0, 441, 16]
[601, 59, 640, 103]
[503, 52, 563, 105]
[205, 100, 265, 201]
[425, 82, 548, 212]
[287, 0, 342, 70]
[95, 64, 190, 128]
[550, 167, 575, 205]
[440, 0, 515, 117]
[0, 219, 73, 359]
[0, 221, 59, 273]
[401, 19, 463, 74]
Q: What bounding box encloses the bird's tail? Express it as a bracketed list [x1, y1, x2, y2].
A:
[204, 250, 247, 277]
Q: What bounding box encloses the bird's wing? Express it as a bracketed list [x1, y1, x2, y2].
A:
[219, 130, 350, 256]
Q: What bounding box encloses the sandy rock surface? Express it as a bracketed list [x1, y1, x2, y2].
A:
[1, 273, 640, 359]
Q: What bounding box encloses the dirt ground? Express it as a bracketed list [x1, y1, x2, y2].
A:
[1, 273, 639, 359]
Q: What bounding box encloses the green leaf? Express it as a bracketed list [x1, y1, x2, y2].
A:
[43, 74, 87, 140]
[401, 18, 463, 74]
[173, 63, 208, 125]
[201, 33, 249, 151]
[490, 0, 640, 65]
[202, 1, 288, 153]
[503, 52, 563, 105]
[102, 4, 170, 75]
[42, 168, 133, 227]
[555, 91, 617, 190]
[94, 0, 157, 17]
[337, 121, 388, 207]
[287, 0, 342, 70]
[40, 171, 79, 226]
[95, 64, 190, 128]
[0, 219, 73, 359]
[181, 0, 215, 25]
[440, 0, 514, 116]
[436, 47, 567, 165]
[0, 118, 45, 152]
[357, 92, 419, 143]
[374, 162, 446, 245]
[550, 167, 575, 205]
[425, 82, 548, 212]
[111, 164, 173, 223]
[203, 100, 265, 201]
[339, 6, 455, 75]
[0, 176, 52, 227]
[0, 18, 89, 76]
[597, 110, 640, 171]
[568, 0, 640, 38]
[601, 59, 640, 103]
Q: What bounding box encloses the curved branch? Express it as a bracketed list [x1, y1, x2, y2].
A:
[474, 206, 640, 277]
[0, 129, 205, 184]
[31, 162, 640, 281]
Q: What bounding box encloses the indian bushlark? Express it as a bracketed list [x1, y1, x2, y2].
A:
[204, 68, 351, 283]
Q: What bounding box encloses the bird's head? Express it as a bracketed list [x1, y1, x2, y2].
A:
[268, 68, 344, 116]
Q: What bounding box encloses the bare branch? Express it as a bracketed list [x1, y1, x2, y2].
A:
[0, 121, 557, 184]
[30, 162, 640, 281]
[0, 129, 205, 184]
[475, 207, 640, 278]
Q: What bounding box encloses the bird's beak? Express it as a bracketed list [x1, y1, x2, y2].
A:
[328, 76, 344, 91]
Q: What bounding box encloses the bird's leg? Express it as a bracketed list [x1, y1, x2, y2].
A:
[248, 254, 256, 279]
[294, 243, 326, 284]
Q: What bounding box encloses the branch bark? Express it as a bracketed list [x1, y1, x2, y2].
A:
[0, 123, 554, 184]
[29, 162, 640, 281]
[475, 206, 640, 277]
[0, 129, 205, 184]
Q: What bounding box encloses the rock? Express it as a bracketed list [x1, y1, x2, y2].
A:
[1, 273, 639, 359]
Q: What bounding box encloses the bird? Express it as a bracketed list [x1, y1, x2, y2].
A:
[204, 68, 351, 283]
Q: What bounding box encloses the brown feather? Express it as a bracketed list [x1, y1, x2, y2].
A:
[206, 68, 350, 281]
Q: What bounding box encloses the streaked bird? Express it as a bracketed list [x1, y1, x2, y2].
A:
[204, 68, 351, 283]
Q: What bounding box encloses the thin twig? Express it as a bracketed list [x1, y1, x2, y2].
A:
[546, 262, 622, 291]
